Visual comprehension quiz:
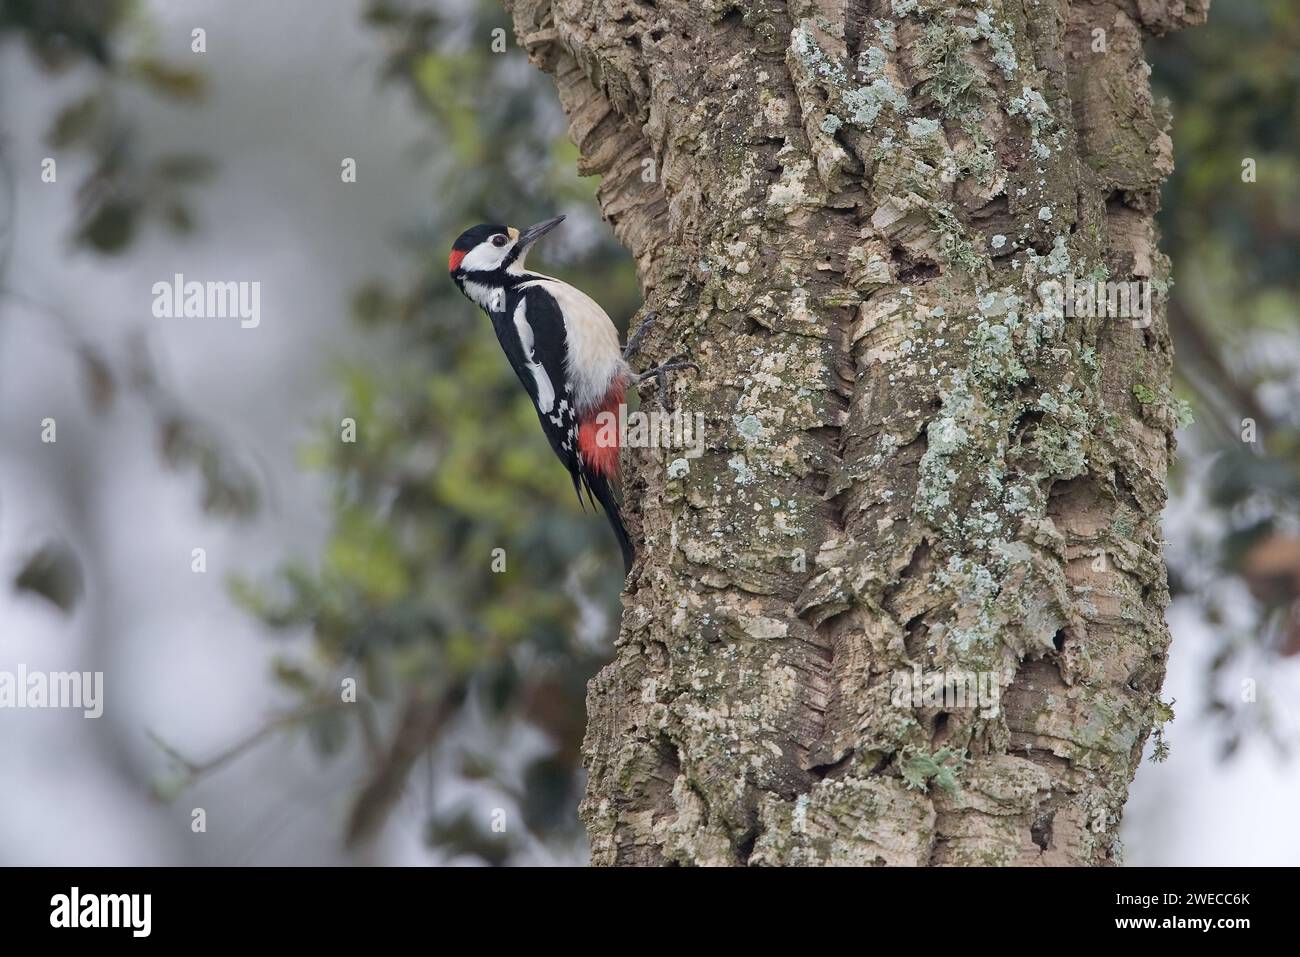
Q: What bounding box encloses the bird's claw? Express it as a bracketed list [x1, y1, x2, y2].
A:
[633, 354, 698, 411]
[623, 311, 657, 361]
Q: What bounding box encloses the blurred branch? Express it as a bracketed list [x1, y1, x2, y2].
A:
[148, 695, 348, 793]
[1168, 296, 1275, 441]
[344, 683, 466, 848]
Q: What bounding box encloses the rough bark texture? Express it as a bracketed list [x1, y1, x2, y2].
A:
[504, 0, 1207, 865]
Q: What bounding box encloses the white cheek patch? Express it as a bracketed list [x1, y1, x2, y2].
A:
[513, 300, 556, 414]
[460, 238, 514, 273]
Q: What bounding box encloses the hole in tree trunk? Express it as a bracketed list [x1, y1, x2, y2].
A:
[1031, 810, 1055, 851]
[933, 711, 950, 745]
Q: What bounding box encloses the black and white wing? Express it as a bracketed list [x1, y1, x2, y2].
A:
[493, 285, 584, 497]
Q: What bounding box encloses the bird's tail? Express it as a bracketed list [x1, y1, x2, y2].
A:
[585, 469, 634, 577]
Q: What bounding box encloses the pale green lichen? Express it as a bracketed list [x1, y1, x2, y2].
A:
[901, 746, 964, 794]
[792, 20, 909, 131]
[973, 10, 1018, 80]
[728, 454, 756, 485]
[907, 117, 942, 138]
[843, 78, 909, 128]
[1149, 698, 1176, 761]
[735, 413, 765, 442]
[873, 18, 898, 51]
[860, 46, 887, 75]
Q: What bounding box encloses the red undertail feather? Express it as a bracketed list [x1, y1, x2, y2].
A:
[577, 378, 626, 479]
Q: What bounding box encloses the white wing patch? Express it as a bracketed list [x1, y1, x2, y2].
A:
[513, 299, 556, 414]
[519, 277, 627, 414]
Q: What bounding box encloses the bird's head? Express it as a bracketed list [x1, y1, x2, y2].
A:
[448, 215, 565, 280]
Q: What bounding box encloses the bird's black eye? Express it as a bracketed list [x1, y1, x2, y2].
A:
[492, 234, 508, 247]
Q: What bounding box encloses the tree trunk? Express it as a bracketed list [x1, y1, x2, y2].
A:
[504, 0, 1207, 865]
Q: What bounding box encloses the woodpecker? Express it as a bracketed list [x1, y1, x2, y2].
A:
[449, 215, 690, 576]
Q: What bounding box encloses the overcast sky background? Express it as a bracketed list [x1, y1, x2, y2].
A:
[0, 0, 1297, 866]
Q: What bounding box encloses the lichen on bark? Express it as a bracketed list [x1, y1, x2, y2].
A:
[503, 0, 1208, 865]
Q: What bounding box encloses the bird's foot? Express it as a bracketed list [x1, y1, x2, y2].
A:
[622, 312, 656, 361]
[633, 356, 698, 411]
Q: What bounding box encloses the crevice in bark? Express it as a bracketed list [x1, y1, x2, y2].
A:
[1031, 808, 1055, 851]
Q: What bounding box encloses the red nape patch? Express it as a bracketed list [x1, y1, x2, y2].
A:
[448, 249, 466, 273]
[577, 379, 627, 479]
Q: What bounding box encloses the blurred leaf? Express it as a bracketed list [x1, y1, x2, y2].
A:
[521, 756, 578, 834]
[0, 0, 118, 68]
[351, 282, 393, 326]
[325, 510, 411, 603]
[14, 541, 83, 613]
[458, 749, 495, 781]
[150, 773, 189, 803]
[77, 199, 137, 253]
[78, 346, 115, 412]
[272, 658, 316, 693]
[159, 415, 260, 518]
[154, 154, 217, 183]
[1207, 450, 1298, 507]
[47, 93, 103, 148]
[163, 201, 195, 234]
[308, 709, 351, 758]
[425, 808, 510, 866]
[128, 57, 206, 100]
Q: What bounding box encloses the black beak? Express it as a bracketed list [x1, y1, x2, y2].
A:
[516, 215, 565, 250]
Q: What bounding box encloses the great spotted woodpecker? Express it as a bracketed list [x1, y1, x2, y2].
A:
[449, 215, 691, 576]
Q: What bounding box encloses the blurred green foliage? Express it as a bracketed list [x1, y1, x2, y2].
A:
[2, 0, 210, 253]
